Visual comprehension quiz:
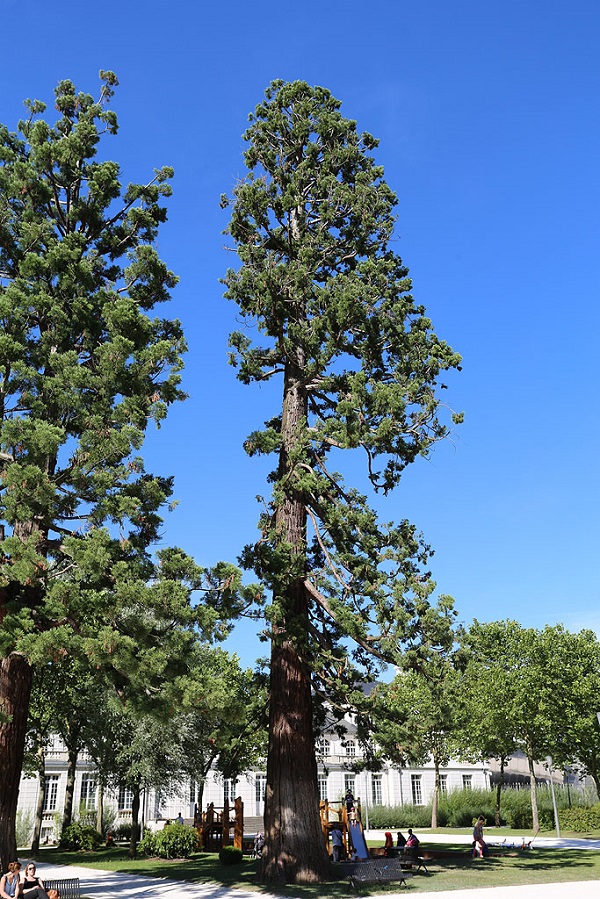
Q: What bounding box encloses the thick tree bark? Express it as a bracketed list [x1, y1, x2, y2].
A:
[260, 357, 331, 884]
[0, 654, 34, 870]
[262, 617, 330, 883]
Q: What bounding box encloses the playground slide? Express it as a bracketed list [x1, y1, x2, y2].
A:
[348, 819, 369, 859]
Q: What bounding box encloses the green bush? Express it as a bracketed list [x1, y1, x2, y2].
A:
[60, 822, 103, 851]
[559, 804, 600, 832]
[219, 845, 243, 865]
[114, 822, 133, 841]
[138, 824, 196, 859]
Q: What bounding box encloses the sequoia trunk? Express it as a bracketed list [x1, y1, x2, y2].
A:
[0, 654, 34, 870]
[260, 356, 330, 883]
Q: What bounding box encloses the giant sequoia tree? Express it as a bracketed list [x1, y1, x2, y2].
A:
[0, 72, 186, 867]
[223, 80, 462, 883]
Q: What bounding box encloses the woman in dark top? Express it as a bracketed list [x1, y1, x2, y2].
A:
[21, 864, 49, 899]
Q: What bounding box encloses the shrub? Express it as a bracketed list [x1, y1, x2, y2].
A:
[139, 824, 196, 859]
[114, 822, 133, 841]
[16, 810, 33, 849]
[559, 804, 600, 832]
[219, 846, 243, 865]
[60, 822, 103, 851]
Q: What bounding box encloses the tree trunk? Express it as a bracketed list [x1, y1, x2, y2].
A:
[31, 741, 47, 855]
[62, 743, 79, 833]
[128, 785, 141, 858]
[0, 653, 33, 871]
[527, 750, 540, 833]
[495, 758, 506, 827]
[261, 626, 330, 883]
[96, 781, 104, 836]
[430, 756, 440, 829]
[260, 356, 330, 884]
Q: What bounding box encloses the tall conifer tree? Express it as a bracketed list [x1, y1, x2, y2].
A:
[0, 72, 185, 866]
[223, 80, 462, 883]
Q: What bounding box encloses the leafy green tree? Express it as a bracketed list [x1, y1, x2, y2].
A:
[177, 646, 268, 817]
[0, 70, 186, 869]
[460, 621, 582, 832]
[369, 598, 460, 828]
[222, 79, 462, 883]
[455, 627, 521, 826]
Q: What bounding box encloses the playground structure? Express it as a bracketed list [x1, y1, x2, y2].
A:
[320, 798, 368, 860]
[194, 797, 244, 851]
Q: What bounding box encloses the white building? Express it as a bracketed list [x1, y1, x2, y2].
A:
[16, 728, 489, 843]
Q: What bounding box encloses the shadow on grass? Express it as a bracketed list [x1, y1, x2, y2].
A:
[35, 845, 600, 897]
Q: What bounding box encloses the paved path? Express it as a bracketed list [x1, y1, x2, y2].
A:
[27, 835, 600, 899]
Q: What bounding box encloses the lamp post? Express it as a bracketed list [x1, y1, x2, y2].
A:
[545, 756, 561, 838]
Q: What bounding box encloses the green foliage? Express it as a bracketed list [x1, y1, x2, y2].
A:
[138, 824, 196, 859]
[60, 822, 103, 851]
[219, 845, 244, 865]
[559, 804, 600, 832]
[367, 803, 434, 829]
[15, 809, 33, 848]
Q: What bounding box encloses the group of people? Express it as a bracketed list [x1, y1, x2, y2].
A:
[384, 828, 420, 856]
[0, 862, 56, 899]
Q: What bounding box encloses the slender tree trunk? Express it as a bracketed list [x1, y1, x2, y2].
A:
[128, 785, 141, 858]
[261, 357, 330, 884]
[96, 781, 104, 836]
[495, 758, 505, 827]
[62, 743, 79, 832]
[526, 748, 540, 833]
[0, 653, 34, 871]
[431, 756, 440, 829]
[31, 740, 47, 855]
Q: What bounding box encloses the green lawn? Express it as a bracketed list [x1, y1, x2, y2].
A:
[36, 843, 600, 896]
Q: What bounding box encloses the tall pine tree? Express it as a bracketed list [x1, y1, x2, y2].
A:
[223, 80, 462, 883]
[0, 71, 185, 867]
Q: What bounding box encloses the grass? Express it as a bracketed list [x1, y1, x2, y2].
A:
[35, 842, 600, 896]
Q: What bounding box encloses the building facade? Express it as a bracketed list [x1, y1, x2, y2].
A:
[16, 729, 490, 843]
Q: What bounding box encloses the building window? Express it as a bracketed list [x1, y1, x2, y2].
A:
[344, 774, 356, 796]
[317, 737, 330, 757]
[318, 775, 328, 802]
[255, 775, 267, 805]
[189, 779, 197, 804]
[43, 776, 59, 812]
[411, 775, 423, 805]
[462, 775, 472, 790]
[79, 776, 96, 810]
[439, 774, 448, 796]
[344, 740, 356, 757]
[118, 786, 134, 811]
[224, 778, 237, 804]
[371, 775, 382, 806]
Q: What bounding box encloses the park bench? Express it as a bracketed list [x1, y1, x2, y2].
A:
[336, 858, 414, 889]
[400, 846, 429, 873]
[44, 877, 81, 899]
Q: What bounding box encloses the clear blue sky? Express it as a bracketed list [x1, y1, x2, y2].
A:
[3, 0, 600, 666]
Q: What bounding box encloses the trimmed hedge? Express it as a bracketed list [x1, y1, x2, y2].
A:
[138, 823, 197, 858]
[559, 804, 600, 832]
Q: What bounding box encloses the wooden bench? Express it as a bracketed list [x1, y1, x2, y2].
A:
[336, 858, 414, 889]
[44, 877, 81, 899]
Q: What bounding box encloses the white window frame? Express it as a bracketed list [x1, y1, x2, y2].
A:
[44, 775, 59, 812]
[411, 774, 423, 805]
[371, 774, 383, 806]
